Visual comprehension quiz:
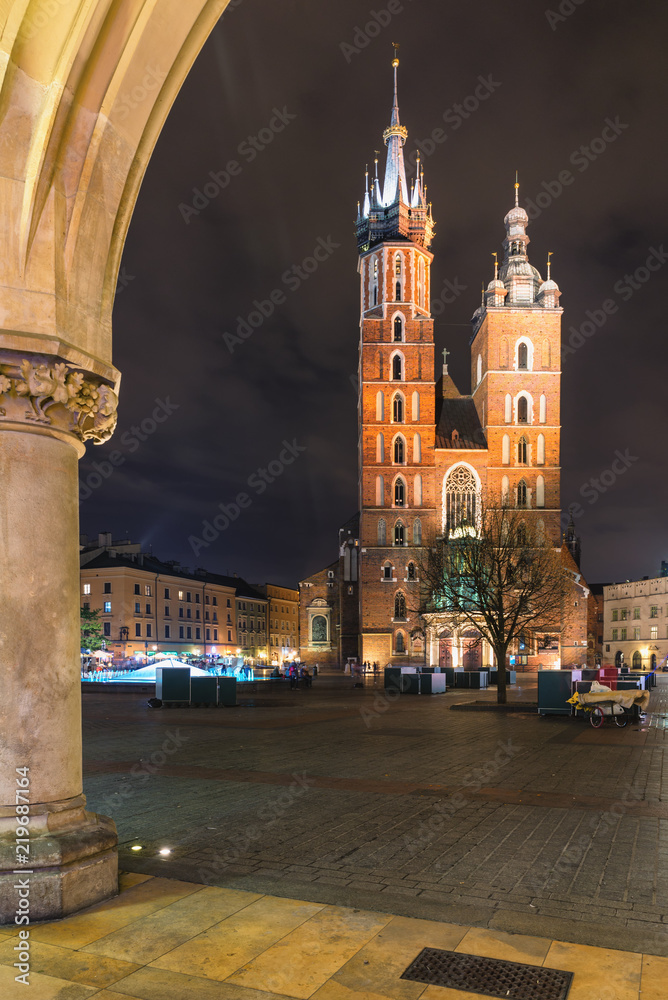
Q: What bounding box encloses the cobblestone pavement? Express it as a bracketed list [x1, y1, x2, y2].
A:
[82, 674, 668, 955]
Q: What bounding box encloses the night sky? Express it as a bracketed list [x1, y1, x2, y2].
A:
[79, 0, 668, 588]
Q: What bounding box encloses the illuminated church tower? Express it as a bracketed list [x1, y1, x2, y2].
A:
[354, 58, 564, 669]
[356, 53, 435, 665]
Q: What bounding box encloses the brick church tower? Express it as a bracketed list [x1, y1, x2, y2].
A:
[299, 56, 581, 671]
[354, 58, 566, 670]
[355, 53, 436, 665]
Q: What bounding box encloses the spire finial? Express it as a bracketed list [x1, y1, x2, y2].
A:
[442, 347, 450, 371]
[492, 251, 498, 281]
[514, 170, 519, 208]
[547, 250, 553, 279]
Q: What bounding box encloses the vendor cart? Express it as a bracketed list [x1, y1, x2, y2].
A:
[567, 685, 650, 729]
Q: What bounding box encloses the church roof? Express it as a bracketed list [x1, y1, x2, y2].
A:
[435, 397, 487, 450]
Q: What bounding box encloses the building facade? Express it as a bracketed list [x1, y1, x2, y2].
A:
[603, 575, 668, 671]
[354, 59, 567, 668]
[259, 584, 299, 662]
[299, 515, 360, 668]
[80, 535, 267, 661]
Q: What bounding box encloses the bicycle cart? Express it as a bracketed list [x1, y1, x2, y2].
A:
[567, 687, 650, 729]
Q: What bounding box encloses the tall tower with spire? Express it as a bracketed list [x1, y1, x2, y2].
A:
[356, 50, 436, 665]
[470, 176, 563, 545]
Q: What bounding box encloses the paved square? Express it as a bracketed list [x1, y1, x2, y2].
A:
[81, 674, 668, 955]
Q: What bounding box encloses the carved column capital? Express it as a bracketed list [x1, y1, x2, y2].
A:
[0, 352, 118, 448]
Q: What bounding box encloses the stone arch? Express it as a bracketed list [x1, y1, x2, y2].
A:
[0, 0, 244, 920]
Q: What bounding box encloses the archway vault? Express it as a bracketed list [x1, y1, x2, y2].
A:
[0, 0, 233, 922]
[0, 0, 230, 374]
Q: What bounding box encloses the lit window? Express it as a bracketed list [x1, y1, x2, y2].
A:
[178, 590, 184, 601]
[83, 584, 91, 595]
[650, 626, 658, 640]
[104, 601, 111, 613]
[145, 585, 151, 597]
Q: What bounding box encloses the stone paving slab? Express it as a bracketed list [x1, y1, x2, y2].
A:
[3, 875, 668, 999]
[78, 675, 668, 954]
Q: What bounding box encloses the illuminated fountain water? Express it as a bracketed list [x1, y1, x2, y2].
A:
[81, 657, 256, 683]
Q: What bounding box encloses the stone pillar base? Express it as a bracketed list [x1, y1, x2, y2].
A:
[0, 811, 118, 924]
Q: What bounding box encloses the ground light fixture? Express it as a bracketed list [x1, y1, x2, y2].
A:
[159, 848, 171, 855]
[130, 845, 143, 851]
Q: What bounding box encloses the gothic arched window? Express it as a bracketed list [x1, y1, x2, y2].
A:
[394, 521, 405, 546]
[394, 592, 407, 620]
[517, 522, 527, 546]
[517, 479, 528, 508]
[518, 342, 528, 369]
[392, 354, 403, 380]
[376, 391, 384, 421]
[444, 465, 478, 534]
[394, 477, 405, 507]
[392, 394, 404, 422]
[517, 436, 528, 464]
[382, 561, 393, 580]
[372, 256, 378, 306]
[393, 436, 405, 464]
[377, 519, 386, 545]
[376, 433, 385, 463]
[375, 475, 384, 506]
[413, 518, 422, 545]
[407, 562, 416, 580]
[395, 631, 406, 653]
[393, 316, 403, 342]
[518, 395, 528, 423]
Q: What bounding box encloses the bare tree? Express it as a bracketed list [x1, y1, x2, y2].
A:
[416, 503, 572, 704]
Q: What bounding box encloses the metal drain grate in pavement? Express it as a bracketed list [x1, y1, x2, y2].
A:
[401, 948, 572, 999]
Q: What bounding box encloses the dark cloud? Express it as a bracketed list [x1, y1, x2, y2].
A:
[80, 0, 668, 586]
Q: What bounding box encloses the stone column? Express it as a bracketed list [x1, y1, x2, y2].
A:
[0, 351, 119, 922]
